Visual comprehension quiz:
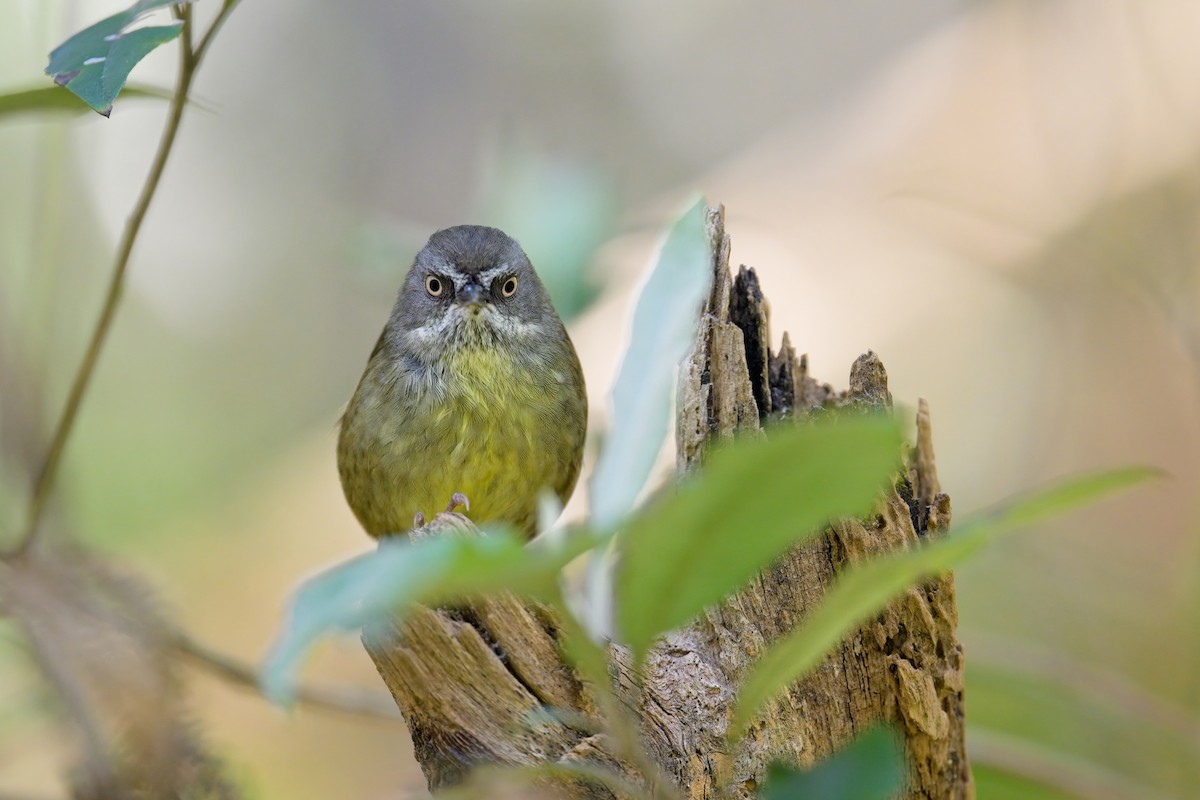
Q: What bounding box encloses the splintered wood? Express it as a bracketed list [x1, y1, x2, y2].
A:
[363, 206, 971, 800]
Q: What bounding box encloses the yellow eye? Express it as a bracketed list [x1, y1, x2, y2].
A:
[425, 275, 445, 297]
[501, 276, 518, 297]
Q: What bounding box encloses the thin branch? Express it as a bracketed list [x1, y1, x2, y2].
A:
[194, 0, 242, 64]
[173, 2, 194, 56]
[9, 3, 237, 559]
[969, 633, 1200, 746]
[174, 635, 405, 722]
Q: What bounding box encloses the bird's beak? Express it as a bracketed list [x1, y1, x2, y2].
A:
[457, 281, 485, 308]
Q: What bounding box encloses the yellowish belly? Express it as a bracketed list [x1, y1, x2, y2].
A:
[338, 343, 585, 537]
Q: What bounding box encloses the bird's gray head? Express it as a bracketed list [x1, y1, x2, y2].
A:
[388, 226, 560, 353]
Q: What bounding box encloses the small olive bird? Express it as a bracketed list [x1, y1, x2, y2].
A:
[337, 225, 588, 538]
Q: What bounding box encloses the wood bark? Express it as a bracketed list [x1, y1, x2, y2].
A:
[363, 206, 972, 799]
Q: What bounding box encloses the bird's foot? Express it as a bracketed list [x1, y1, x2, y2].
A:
[444, 492, 470, 514]
[410, 494, 469, 531]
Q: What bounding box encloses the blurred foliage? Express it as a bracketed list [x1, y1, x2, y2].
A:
[476, 146, 617, 322]
[761, 726, 904, 800]
[971, 765, 1072, 800]
[350, 145, 618, 324]
[968, 664, 1195, 797]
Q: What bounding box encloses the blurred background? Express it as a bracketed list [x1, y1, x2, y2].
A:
[2, 0, 1199, 797]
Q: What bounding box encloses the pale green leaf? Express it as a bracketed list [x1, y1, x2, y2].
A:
[588, 198, 710, 529]
[731, 467, 1157, 736]
[616, 413, 905, 662]
[260, 526, 598, 704]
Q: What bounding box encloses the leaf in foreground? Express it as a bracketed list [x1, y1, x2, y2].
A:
[616, 413, 905, 662]
[260, 527, 593, 704]
[588, 197, 710, 530]
[731, 466, 1157, 735]
[45, 0, 193, 116]
[761, 726, 904, 800]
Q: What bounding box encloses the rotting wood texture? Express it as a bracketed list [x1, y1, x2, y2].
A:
[362, 205, 971, 800]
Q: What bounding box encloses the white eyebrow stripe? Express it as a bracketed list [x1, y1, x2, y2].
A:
[417, 253, 452, 273]
[478, 263, 511, 283]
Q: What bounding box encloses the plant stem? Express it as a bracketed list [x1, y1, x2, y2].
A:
[10, 4, 235, 558]
[195, 0, 242, 63]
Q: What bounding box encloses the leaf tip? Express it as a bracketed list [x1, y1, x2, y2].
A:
[257, 652, 298, 710]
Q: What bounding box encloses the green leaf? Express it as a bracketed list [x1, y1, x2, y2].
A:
[260, 527, 598, 704]
[0, 84, 174, 120]
[588, 198, 710, 529]
[731, 466, 1157, 736]
[45, 0, 192, 116]
[616, 413, 905, 662]
[761, 726, 904, 800]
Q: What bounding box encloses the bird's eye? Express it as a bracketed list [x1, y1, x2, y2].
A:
[501, 276, 518, 297]
[425, 275, 445, 297]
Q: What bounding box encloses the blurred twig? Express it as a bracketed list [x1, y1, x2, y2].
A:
[7, 2, 239, 559]
[21, 611, 116, 787]
[174, 634, 404, 722]
[969, 729, 1169, 800]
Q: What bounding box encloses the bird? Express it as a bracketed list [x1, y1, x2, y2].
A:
[337, 225, 588, 539]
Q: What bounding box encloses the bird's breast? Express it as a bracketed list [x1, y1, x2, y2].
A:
[339, 328, 585, 538]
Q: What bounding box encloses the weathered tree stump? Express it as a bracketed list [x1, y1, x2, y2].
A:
[362, 206, 971, 799]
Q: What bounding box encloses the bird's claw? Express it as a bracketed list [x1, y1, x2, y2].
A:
[444, 492, 470, 514]
[410, 494, 468, 531]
